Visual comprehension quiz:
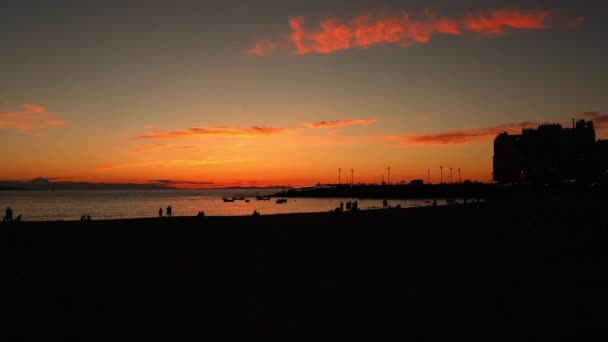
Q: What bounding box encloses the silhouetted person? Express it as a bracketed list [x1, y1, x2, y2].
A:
[14, 214, 21, 222]
[353, 200, 358, 212]
[87, 214, 91, 221]
[432, 199, 437, 207]
[383, 199, 388, 208]
[197, 211, 205, 217]
[339, 201, 344, 211]
[252, 210, 260, 216]
[81, 214, 86, 221]
[166, 205, 172, 217]
[346, 201, 351, 211]
[159, 207, 163, 217]
[5, 207, 13, 222]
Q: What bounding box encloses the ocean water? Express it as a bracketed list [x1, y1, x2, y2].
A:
[1, 189, 442, 221]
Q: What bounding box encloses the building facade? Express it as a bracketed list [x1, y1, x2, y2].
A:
[493, 120, 607, 184]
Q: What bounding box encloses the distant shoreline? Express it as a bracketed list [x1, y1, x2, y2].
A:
[5, 192, 605, 225]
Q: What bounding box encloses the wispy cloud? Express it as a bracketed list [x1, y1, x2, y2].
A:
[134, 126, 284, 140]
[150, 179, 215, 186]
[0, 104, 65, 135]
[132, 144, 195, 152]
[246, 40, 277, 57]
[148, 179, 280, 189]
[378, 121, 539, 146]
[302, 119, 377, 129]
[248, 8, 581, 56]
[416, 115, 431, 121]
[568, 16, 586, 30]
[464, 9, 549, 35]
[96, 159, 245, 171]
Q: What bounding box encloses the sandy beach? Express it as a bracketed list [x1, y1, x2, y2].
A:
[11, 194, 607, 340]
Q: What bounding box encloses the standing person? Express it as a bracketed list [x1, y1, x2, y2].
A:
[339, 201, 344, 212]
[159, 207, 163, 217]
[6, 207, 13, 222]
[166, 205, 171, 217]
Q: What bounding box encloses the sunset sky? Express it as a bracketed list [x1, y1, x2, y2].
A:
[1, 0, 607, 188]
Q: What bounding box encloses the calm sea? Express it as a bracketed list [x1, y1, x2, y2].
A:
[1, 189, 441, 221]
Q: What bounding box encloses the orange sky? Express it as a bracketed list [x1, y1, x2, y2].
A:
[1, 2, 606, 188]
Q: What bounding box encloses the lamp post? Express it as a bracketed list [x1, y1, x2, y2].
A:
[338, 168, 341, 185]
[450, 167, 453, 184]
[351, 169, 354, 186]
[458, 168, 461, 183]
[427, 169, 430, 184]
[440, 165, 443, 184]
[387, 166, 391, 185]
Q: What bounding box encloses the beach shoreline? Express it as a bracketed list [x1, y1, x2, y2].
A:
[12, 195, 607, 340]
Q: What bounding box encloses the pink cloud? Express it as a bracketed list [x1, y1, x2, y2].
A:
[302, 119, 377, 129]
[246, 40, 277, 57]
[0, 104, 65, 135]
[379, 121, 539, 146]
[464, 9, 550, 35]
[132, 144, 196, 152]
[249, 8, 581, 56]
[134, 126, 285, 140]
[568, 16, 586, 30]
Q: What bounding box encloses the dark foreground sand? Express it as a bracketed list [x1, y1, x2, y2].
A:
[10, 194, 608, 340]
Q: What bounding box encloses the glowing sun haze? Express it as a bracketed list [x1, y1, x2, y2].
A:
[1, 1, 606, 188]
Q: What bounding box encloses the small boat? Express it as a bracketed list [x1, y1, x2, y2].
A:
[245, 199, 250, 203]
[232, 194, 246, 201]
[276, 198, 288, 204]
[223, 197, 235, 202]
[256, 195, 271, 201]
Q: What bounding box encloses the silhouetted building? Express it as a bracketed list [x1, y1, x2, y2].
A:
[410, 179, 424, 186]
[493, 120, 606, 184]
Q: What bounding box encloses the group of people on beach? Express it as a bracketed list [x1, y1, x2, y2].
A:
[382, 200, 403, 209]
[80, 214, 91, 221]
[159, 205, 173, 217]
[3, 207, 21, 223]
[332, 200, 359, 213]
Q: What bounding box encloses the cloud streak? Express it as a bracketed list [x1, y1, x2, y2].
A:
[302, 119, 376, 129]
[134, 119, 377, 140]
[132, 144, 195, 152]
[248, 8, 581, 56]
[0, 104, 65, 135]
[134, 126, 284, 140]
[96, 159, 246, 171]
[246, 40, 277, 56]
[464, 9, 549, 34]
[379, 121, 539, 146]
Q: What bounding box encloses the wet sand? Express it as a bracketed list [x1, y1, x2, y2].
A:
[11, 195, 608, 340]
